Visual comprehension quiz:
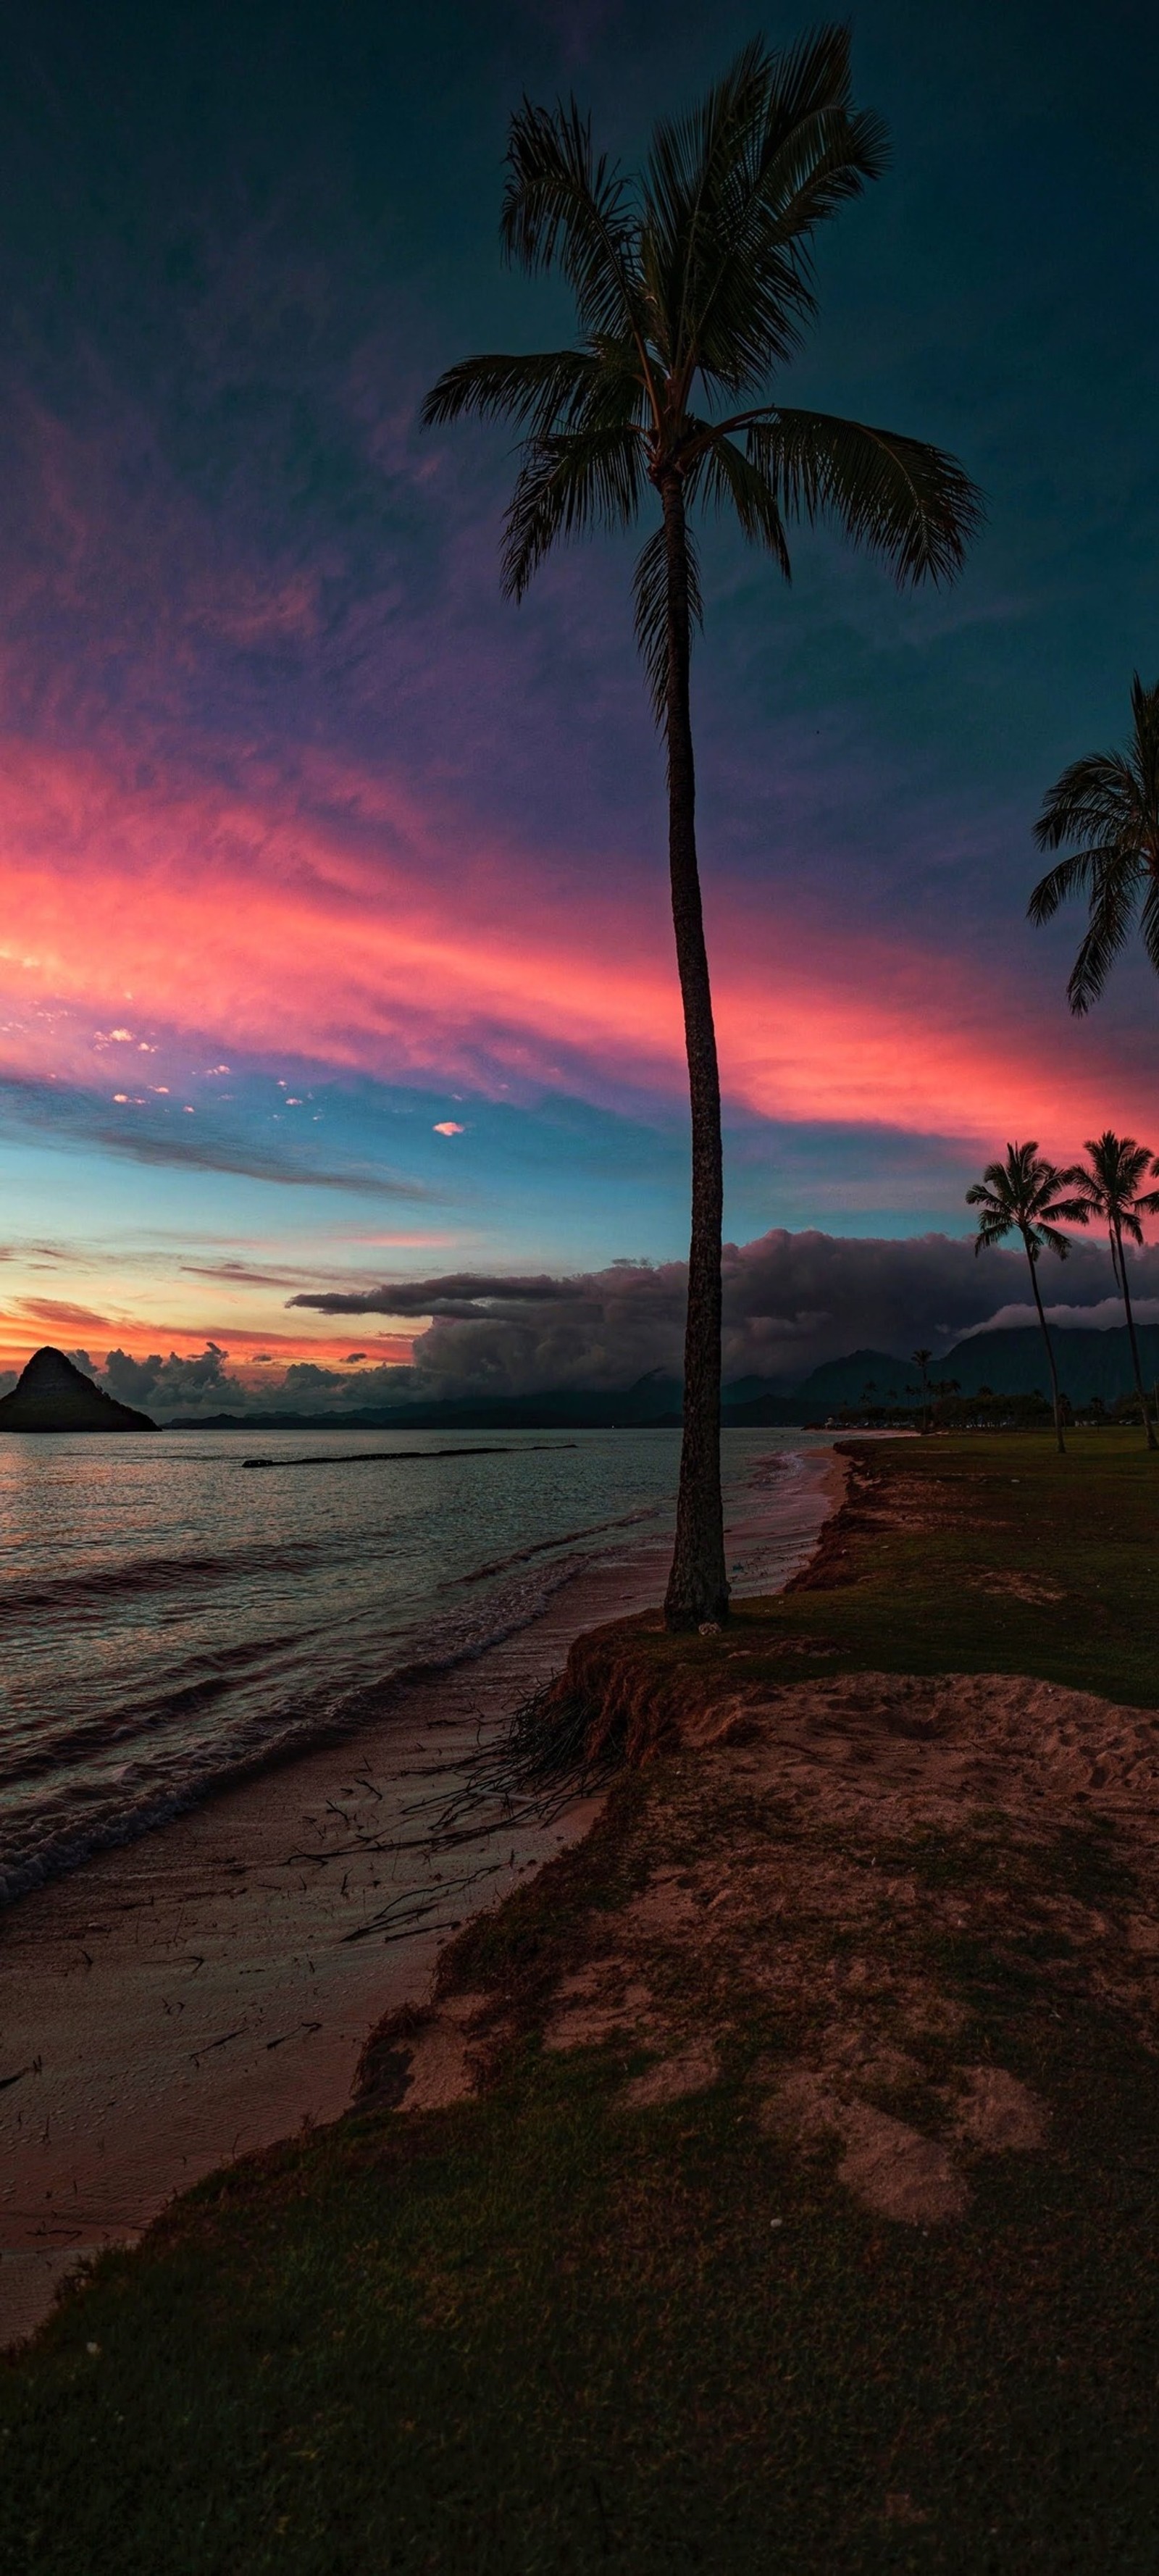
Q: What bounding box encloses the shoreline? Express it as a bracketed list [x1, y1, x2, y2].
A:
[0, 1428, 833, 1912]
[10, 1434, 1159, 2567]
[0, 1442, 842, 2349]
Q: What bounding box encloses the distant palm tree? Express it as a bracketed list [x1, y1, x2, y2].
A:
[911, 1346, 932, 1433]
[966, 1144, 1089, 1454]
[1029, 674, 1159, 1013]
[422, 32, 982, 1628]
[1064, 1132, 1159, 1450]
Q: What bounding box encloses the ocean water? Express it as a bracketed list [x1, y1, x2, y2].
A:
[0, 1425, 833, 1902]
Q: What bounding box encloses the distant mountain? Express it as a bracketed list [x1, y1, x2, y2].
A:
[786, 1326, 1159, 1416]
[790, 1349, 914, 1410]
[708, 1329, 1159, 1423]
[160, 1326, 1159, 1435]
[0, 1347, 154, 1432]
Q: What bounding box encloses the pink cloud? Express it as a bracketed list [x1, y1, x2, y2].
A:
[0, 732, 1142, 1157]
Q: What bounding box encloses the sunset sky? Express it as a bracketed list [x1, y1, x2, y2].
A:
[0, 0, 1156, 1390]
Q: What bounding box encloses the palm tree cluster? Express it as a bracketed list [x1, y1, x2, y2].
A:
[967, 1135, 1159, 1455]
[424, 29, 983, 1627]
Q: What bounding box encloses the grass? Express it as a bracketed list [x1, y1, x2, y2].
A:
[5, 1432, 1159, 2574]
[607, 1428, 1159, 1712]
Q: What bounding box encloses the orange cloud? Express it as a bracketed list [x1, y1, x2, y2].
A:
[0, 1305, 415, 1374]
[15, 1296, 113, 1332]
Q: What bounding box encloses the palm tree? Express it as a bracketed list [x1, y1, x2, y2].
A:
[1028, 674, 1159, 1013]
[966, 1143, 1089, 1455]
[1064, 1132, 1159, 1450]
[911, 1346, 932, 1433]
[423, 33, 982, 1627]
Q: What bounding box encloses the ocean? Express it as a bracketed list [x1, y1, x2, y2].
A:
[0, 1425, 835, 1904]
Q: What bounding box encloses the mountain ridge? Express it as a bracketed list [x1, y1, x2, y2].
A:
[160, 1326, 1159, 1429]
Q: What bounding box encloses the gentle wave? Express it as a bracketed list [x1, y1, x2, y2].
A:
[0, 1547, 593, 1905]
[0, 1538, 335, 1629]
[0, 1428, 834, 1908]
[458, 1504, 658, 1584]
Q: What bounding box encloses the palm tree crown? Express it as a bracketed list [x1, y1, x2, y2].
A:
[966, 1143, 1089, 1260]
[1064, 1132, 1159, 1270]
[424, 30, 982, 1624]
[1029, 674, 1159, 1014]
[423, 32, 982, 681]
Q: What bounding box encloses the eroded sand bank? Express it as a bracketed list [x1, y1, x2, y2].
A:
[369, 1663, 1159, 2227]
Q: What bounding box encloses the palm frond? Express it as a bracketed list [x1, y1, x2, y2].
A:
[1129, 670, 1159, 803]
[633, 522, 704, 725]
[501, 427, 645, 599]
[1032, 750, 1141, 850]
[643, 37, 815, 387]
[1139, 872, 1159, 982]
[643, 28, 888, 398]
[643, 35, 771, 374]
[420, 348, 605, 435]
[685, 430, 792, 574]
[1029, 841, 1143, 1008]
[500, 97, 649, 361]
[1063, 853, 1140, 1013]
[742, 408, 982, 586]
[1026, 846, 1103, 923]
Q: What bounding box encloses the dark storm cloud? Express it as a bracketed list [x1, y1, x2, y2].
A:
[291, 1228, 1156, 1394]
[290, 1271, 579, 1316]
[99, 1342, 417, 1421]
[102, 1342, 243, 1413]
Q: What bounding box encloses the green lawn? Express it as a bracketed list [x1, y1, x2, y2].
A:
[4, 1434, 1159, 2575]
[614, 1429, 1159, 1713]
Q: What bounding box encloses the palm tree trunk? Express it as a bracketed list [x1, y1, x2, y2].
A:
[658, 467, 727, 1629]
[1024, 1235, 1065, 1454]
[1113, 1221, 1158, 1450]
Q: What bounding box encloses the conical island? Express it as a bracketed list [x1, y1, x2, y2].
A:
[0, 1346, 155, 1432]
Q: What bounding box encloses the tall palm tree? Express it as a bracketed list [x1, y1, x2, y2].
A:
[1064, 1132, 1159, 1450]
[1029, 674, 1159, 1013]
[424, 33, 982, 1627]
[966, 1143, 1089, 1455]
[911, 1347, 932, 1433]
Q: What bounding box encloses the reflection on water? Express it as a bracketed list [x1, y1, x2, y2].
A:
[0, 1426, 829, 1899]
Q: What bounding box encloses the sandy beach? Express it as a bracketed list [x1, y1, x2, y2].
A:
[0, 1444, 842, 2347]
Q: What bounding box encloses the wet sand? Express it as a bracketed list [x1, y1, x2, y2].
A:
[0, 1446, 840, 2346]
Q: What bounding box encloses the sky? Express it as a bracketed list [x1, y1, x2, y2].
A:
[0, 0, 1157, 1403]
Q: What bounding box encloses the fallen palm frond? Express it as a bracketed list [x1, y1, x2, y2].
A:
[285, 1668, 627, 1950]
